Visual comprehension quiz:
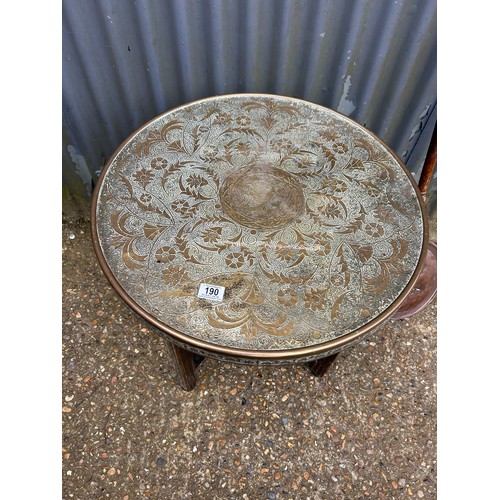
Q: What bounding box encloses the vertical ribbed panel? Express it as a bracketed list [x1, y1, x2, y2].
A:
[63, 0, 436, 201]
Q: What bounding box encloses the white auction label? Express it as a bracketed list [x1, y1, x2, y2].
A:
[197, 283, 225, 302]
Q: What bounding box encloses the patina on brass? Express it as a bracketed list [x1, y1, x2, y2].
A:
[220, 163, 306, 230]
[91, 94, 428, 362]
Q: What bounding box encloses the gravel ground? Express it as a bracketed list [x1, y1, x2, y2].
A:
[62, 217, 437, 499]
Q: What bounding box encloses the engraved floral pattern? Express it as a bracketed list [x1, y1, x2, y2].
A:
[96, 95, 424, 352]
[330, 274, 345, 287]
[185, 174, 207, 189]
[201, 227, 223, 244]
[236, 116, 251, 126]
[322, 203, 343, 219]
[171, 200, 192, 215]
[274, 242, 295, 261]
[332, 142, 348, 154]
[323, 178, 348, 192]
[213, 112, 231, 126]
[270, 137, 293, 152]
[225, 252, 245, 269]
[312, 240, 331, 256]
[162, 265, 189, 285]
[151, 157, 169, 170]
[133, 168, 154, 188]
[364, 222, 385, 238]
[277, 288, 298, 307]
[235, 142, 251, 157]
[304, 288, 329, 311]
[204, 145, 219, 157]
[155, 246, 176, 263]
[139, 193, 152, 204]
[296, 156, 316, 169]
[373, 204, 396, 223]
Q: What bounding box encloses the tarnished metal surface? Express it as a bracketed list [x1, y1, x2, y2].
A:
[92, 94, 427, 359]
[63, 0, 436, 206]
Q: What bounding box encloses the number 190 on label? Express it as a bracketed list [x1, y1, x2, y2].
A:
[197, 283, 225, 302]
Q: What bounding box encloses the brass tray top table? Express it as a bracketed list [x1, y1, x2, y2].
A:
[91, 94, 428, 391]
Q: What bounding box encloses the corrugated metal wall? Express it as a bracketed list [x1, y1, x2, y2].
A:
[62, 0, 436, 213]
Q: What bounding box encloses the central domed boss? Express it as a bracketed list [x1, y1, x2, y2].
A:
[219, 164, 306, 231]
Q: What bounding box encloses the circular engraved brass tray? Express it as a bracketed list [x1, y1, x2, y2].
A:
[92, 94, 428, 361]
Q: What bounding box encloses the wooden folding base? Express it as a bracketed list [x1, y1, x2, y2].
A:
[307, 352, 340, 377]
[165, 342, 198, 391]
[167, 341, 341, 391]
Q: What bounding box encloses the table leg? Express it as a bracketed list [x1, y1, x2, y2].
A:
[166, 342, 198, 391]
[307, 352, 340, 377]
